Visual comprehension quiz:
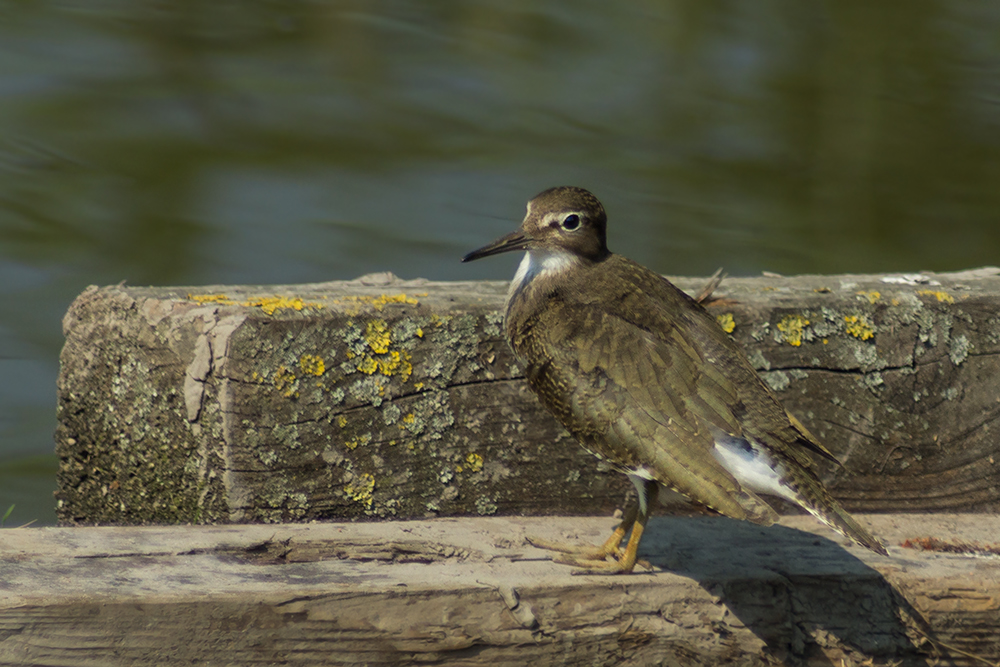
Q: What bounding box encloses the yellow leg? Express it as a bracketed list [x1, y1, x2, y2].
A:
[526, 501, 637, 562]
[527, 477, 658, 574]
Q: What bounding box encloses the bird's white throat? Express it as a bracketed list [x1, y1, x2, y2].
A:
[510, 248, 577, 295]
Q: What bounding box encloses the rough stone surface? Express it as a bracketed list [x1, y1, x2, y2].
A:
[1, 514, 998, 666]
[56, 268, 1000, 525]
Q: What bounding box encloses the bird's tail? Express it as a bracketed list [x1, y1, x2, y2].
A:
[799, 485, 888, 556]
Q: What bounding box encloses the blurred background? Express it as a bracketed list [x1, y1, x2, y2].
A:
[1, 1, 999, 526]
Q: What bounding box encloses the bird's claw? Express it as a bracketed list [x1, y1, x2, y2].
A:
[525, 534, 622, 561]
[526, 535, 652, 573]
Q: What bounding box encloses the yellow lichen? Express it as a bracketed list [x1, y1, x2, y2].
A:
[856, 290, 881, 304]
[336, 416, 348, 428]
[353, 321, 413, 381]
[415, 328, 424, 338]
[345, 433, 371, 451]
[844, 315, 875, 341]
[187, 293, 236, 305]
[273, 365, 298, 398]
[382, 350, 412, 379]
[344, 473, 375, 509]
[402, 413, 416, 425]
[356, 356, 379, 375]
[776, 314, 810, 347]
[298, 354, 326, 376]
[242, 296, 324, 315]
[465, 452, 484, 473]
[716, 313, 736, 334]
[365, 320, 392, 354]
[916, 290, 955, 304]
[372, 293, 424, 309]
[332, 293, 422, 314]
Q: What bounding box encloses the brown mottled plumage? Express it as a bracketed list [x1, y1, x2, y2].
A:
[463, 186, 886, 572]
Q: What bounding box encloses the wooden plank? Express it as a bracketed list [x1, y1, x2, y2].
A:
[1, 515, 998, 666]
[55, 269, 1000, 524]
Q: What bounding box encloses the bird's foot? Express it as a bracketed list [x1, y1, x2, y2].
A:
[525, 534, 622, 560]
[525, 535, 652, 574]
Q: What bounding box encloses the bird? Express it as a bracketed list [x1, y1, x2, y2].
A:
[461, 186, 887, 573]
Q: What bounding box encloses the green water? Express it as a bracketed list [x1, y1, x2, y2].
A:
[2, 1, 999, 524]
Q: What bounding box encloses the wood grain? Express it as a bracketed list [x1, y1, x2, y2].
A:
[55, 268, 1000, 524]
[1, 515, 998, 666]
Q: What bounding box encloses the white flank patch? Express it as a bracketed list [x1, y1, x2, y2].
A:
[627, 469, 657, 515]
[711, 436, 799, 503]
[510, 248, 577, 294]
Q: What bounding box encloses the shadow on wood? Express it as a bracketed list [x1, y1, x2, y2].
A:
[639, 516, 925, 664]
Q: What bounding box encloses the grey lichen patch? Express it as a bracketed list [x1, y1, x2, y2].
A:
[425, 391, 456, 439]
[257, 447, 279, 466]
[949, 334, 971, 366]
[858, 372, 884, 391]
[399, 390, 455, 441]
[912, 308, 938, 348]
[851, 341, 879, 370]
[272, 423, 303, 449]
[483, 311, 504, 338]
[938, 312, 954, 345]
[941, 386, 960, 401]
[382, 402, 401, 426]
[429, 313, 483, 380]
[348, 375, 388, 407]
[789, 368, 809, 380]
[328, 386, 345, 405]
[475, 495, 499, 515]
[341, 321, 369, 358]
[813, 307, 843, 339]
[400, 410, 425, 436]
[321, 447, 344, 465]
[391, 316, 428, 349]
[762, 370, 790, 392]
[750, 321, 770, 343]
[986, 316, 1000, 345]
[747, 349, 771, 371]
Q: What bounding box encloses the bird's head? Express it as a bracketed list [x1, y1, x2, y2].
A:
[462, 186, 610, 264]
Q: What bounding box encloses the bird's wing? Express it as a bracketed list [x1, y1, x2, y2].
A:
[528, 300, 779, 525]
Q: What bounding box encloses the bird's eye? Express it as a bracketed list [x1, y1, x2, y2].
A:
[561, 214, 581, 231]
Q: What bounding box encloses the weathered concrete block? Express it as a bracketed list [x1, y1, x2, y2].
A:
[55, 268, 1000, 525]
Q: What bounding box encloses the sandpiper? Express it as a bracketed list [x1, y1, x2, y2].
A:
[462, 186, 886, 573]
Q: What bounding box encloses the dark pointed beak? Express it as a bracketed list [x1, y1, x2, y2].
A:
[461, 230, 530, 262]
